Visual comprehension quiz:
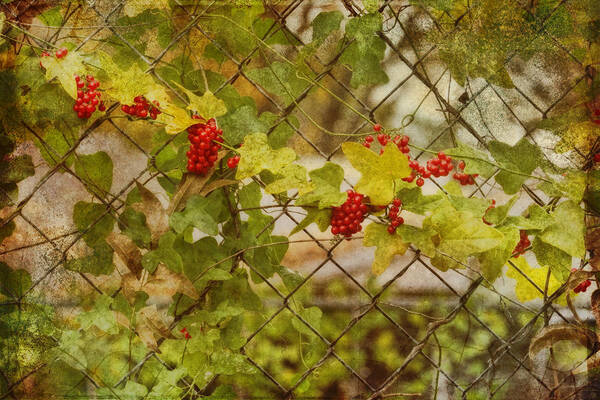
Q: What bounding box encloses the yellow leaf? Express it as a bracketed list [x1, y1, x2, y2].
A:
[342, 142, 411, 205]
[40, 50, 86, 99]
[99, 54, 170, 105]
[363, 222, 409, 275]
[123, 0, 170, 17]
[157, 103, 198, 135]
[172, 81, 227, 120]
[505, 257, 566, 304]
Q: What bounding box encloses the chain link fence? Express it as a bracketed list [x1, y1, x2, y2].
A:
[0, 0, 592, 398]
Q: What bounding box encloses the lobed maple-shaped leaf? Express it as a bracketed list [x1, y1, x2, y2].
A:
[236, 132, 297, 180]
[489, 138, 542, 194]
[363, 222, 409, 275]
[296, 162, 346, 208]
[157, 103, 198, 134]
[40, 49, 86, 99]
[539, 200, 585, 258]
[171, 81, 227, 120]
[99, 54, 170, 105]
[506, 257, 566, 304]
[342, 142, 411, 205]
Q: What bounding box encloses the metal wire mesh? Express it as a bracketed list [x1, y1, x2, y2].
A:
[0, 0, 591, 398]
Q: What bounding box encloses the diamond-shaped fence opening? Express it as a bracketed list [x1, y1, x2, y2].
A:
[0, 0, 595, 398]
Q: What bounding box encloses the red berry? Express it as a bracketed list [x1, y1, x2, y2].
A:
[416, 177, 424, 187]
[373, 124, 382, 132]
[55, 48, 68, 58]
[330, 190, 367, 238]
[393, 198, 402, 207]
[365, 135, 374, 143]
[387, 225, 396, 234]
[458, 160, 466, 170]
[594, 153, 600, 163]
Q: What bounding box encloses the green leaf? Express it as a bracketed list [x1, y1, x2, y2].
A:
[291, 306, 322, 336]
[438, 216, 504, 259]
[36, 128, 75, 168]
[39, 6, 62, 26]
[169, 195, 219, 236]
[396, 224, 436, 256]
[503, 204, 554, 230]
[533, 237, 571, 282]
[118, 207, 151, 248]
[74, 151, 113, 197]
[311, 11, 344, 43]
[171, 81, 227, 119]
[489, 138, 541, 194]
[290, 207, 332, 235]
[425, 201, 504, 267]
[396, 187, 444, 214]
[141, 231, 183, 273]
[538, 170, 586, 202]
[0, 262, 31, 299]
[296, 162, 346, 208]
[264, 163, 309, 194]
[77, 294, 118, 334]
[236, 132, 297, 180]
[484, 196, 518, 226]
[342, 142, 411, 205]
[148, 367, 187, 398]
[445, 142, 496, 178]
[73, 201, 114, 247]
[211, 351, 255, 375]
[219, 104, 266, 146]
[0, 155, 34, 184]
[97, 381, 148, 399]
[246, 61, 311, 107]
[539, 200, 585, 258]
[476, 225, 520, 282]
[363, 222, 409, 275]
[65, 241, 114, 275]
[206, 385, 237, 400]
[340, 13, 389, 87]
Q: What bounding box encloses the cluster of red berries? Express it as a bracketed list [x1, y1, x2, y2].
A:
[54, 47, 68, 59]
[121, 96, 161, 120]
[512, 230, 530, 257]
[482, 200, 496, 225]
[362, 133, 410, 154]
[425, 151, 454, 178]
[386, 198, 404, 234]
[452, 160, 477, 185]
[73, 75, 105, 119]
[227, 155, 240, 169]
[180, 327, 191, 339]
[186, 117, 223, 175]
[572, 269, 592, 293]
[330, 190, 368, 238]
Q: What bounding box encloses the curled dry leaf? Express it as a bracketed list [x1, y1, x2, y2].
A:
[122, 263, 198, 303]
[199, 179, 238, 197]
[166, 150, 228, 215]
[529, 323, 597, 361]
[133, 182, 169, 247]
[587, 228, 600, 270]
[567, 270, 596, 291]
[137, 305, 175, 352]
[106, 232, 142, 278]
